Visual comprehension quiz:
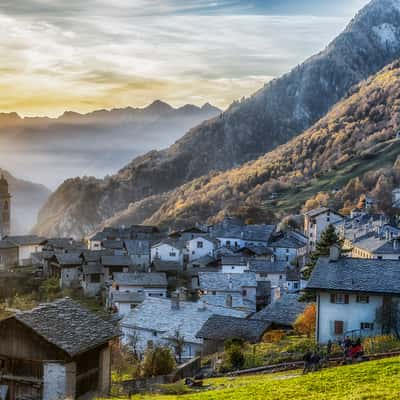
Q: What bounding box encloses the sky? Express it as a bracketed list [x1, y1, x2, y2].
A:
[0, 0, 370, 117]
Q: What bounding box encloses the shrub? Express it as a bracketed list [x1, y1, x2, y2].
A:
[363, 335, 400, 355]
[294, 304, 316, 337]
[263, 330, 285, 343]
[224, 345, 245, 371]
[141, 345, 176, 378]
[224, 337, 245, 350]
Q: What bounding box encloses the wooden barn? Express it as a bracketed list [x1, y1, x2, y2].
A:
[0, 297, 119, 400]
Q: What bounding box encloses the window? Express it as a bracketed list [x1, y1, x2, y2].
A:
[360, 322, 374, 330]
[330, 293, 349, 304]
[197, 241, 203, 248]
[169, 252, 176, 257]
[293, 282, 299, 289]
[231, 266, 235, 270]
[285, 256, 289, 262]
[334, 320, 344, 335]
[279, 275, 283, 279]
[356, 295, 369, 304]
[226, 241, 231, 247]
[153, 331, 158, 337]
[286, 248, 289, 253]
[91, 273, 101, 283]
[377, 256, 383, 260]
[192, 251, 195, 255]
[327, 217, 330, 222]
[212, 291, 216, 295]
[242, 289, 247, 297]
[130, 304, 137, 309]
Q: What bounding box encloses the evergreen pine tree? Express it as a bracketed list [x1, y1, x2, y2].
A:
[302, 224, 342, 280]
[301, 224, 343, 301]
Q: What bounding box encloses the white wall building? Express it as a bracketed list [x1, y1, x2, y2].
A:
[186, 236, 215, 262]
[307, 254, 400, 343]
[304, 208, 343, 250]
[151, 240, 184, 265]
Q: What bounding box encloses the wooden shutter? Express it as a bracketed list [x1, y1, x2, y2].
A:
[334, 320, 344, 335]
[344, 294, 349, 304]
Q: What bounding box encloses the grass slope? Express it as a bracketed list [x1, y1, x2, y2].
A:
[114, 357, 400, 400]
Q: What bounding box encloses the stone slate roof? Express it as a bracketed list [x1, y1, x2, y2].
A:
[251, 294, 307, 327]
[270, 231, 307, 249]
[202, 294, 256, 312]
[248, 260, 288, 274]
[124, 239, 149, 256]
[113, 272, 167, 287]
[306, 257, 400, 295]
[52, 253, 82, 266]
[102, 240, 125, 250]
[0, 239, 18, 249]
[221, 256, 248, 266]
[42, 238, 85, 251]
[212, 224, 275, 242]
[151, 238, 186, 250]
[81, 249, 113, 263]
[5, 235, 47, 246]
[13, 298, 119, 357]
[82, 264, 104, 275]
[122, 297, 249, 345]
[304, 207, 331, 217]
[199, 272, 257, 291]
[196, 315, 271, 342]
[235, 245, 273, 256]
[111, 291, 145, 303]
[101, 255, 132, 266]
[152, 259, 182, 272]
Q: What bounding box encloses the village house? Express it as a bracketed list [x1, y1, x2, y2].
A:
[101, 239, 126, 255]
[196, 315, 271, 355]
[81, 264, 104, 296]
[48, 253, 82, 288]
[0, 239, 18, 269]
[121, 296, 248, 361]
[109, 291, 146, 316]
[220, 256, 249, 273]
[101, 255, 132, 281]
[338, 214, 400, 259]
[168, 226, 208, 242]
[111, 272, 168, 298]
[198, 272, 258, 312]
[306, 251, 400, 343]
[186, 236, 216, 262]
[2, 235, 46, 266]
[269, 230, 308, 265]
[151, 239, 185, 265]
[210, 221, 276, 249]
[0, 298, 119, 400]
[251, 293, 308, 330]
[124, 239, 150, 268]
[304, 207, 344, 250]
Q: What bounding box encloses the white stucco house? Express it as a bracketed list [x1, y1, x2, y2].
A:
[186, 236, 216, 262]
[221, 257, 249, 274]
[306, 253, 400, 343]
[151, 239, 184, 265]
[303, 208, 344, 251]
[269, 231, 308, 264]
[121, 296, 248, 361]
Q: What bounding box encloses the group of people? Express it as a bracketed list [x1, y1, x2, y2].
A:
[302, 351, 323, 373]
[342, 337, 364, 361]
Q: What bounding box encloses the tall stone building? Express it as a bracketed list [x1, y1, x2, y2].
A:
[0, 174, 11, 238]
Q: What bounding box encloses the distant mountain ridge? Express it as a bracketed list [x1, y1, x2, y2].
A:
[0, 100, 221, 189]
[34, 0, 400, 237]
[0, 169, 50, 235]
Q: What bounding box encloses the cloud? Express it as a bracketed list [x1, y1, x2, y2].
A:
[0, 0, 369, 116]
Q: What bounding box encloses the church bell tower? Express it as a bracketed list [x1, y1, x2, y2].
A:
[0, 174, 11, 238]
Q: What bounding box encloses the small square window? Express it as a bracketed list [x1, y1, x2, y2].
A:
[356, 295, 369, 304]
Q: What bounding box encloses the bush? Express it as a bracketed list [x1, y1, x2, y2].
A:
[263, 330, 285, 343]
[141, 345, 176, 378]
[222, 345, 245, 371]
[224, 337, 245, 350]
[363, 335, 400, 355]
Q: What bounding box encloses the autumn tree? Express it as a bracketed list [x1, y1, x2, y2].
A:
[294, 304, 316, 338]
[141, 345, 176, 378]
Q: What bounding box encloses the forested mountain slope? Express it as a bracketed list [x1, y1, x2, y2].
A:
[35, 0, 400, 237]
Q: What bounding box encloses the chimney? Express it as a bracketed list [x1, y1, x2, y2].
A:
[225, 294, 233, 308]
[329, 245, 340, 262]
[198, 300, 207, 311]
[171, 292, 180, 310]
